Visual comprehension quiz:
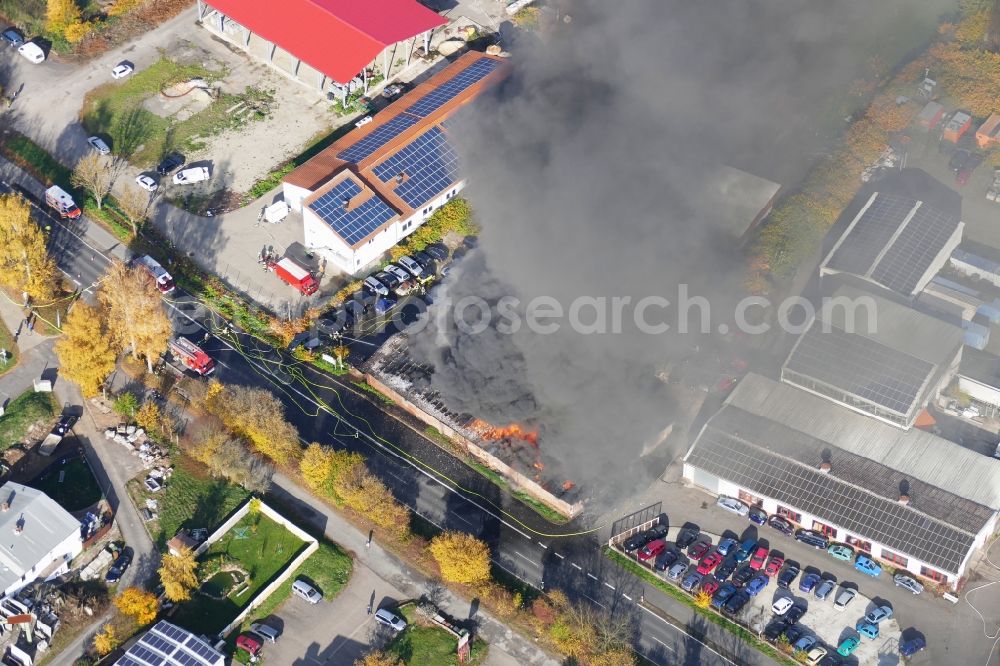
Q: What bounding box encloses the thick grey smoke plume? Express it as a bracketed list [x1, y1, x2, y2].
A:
[408, 0, 952, 496]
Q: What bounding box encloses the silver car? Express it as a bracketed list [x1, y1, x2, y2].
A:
[833, 586, 856, 611]
[386, 264, 411, 283]
[291, 579, 321, 604]
[397, 255, 424, 279]
[893, 573, 924, 595]
[814, 578, 836, 601]
[666, 561, 688, 580]
[87, 136, 111, 155]
[716, 496, 749, 517]
[363, 276, 389, 296]
[374, 608, 407, 631]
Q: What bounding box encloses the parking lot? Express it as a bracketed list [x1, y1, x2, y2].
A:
[614, 520, 904, 665]
[602, 474, 997, 666]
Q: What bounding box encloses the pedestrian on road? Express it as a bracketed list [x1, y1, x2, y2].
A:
[366, 530, 372, 548]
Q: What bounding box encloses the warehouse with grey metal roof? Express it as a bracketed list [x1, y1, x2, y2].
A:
[683, 374, 1000, 588]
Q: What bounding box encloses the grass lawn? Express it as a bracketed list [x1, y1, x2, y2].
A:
[0, 132, 74, 188]
[0, 390, 56, 451]
[388, 605, 488, 666]
[128, 453, 250, 551]
[0, 316, 17, 377]
[33, 457, 102, 511]
[171, 513, 307, 634]
[80, 57, 277, 167]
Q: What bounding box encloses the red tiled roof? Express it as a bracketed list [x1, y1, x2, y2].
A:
[207, 0, 446, 84]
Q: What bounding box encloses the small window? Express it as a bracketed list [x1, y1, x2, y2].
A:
[845, 535, 872, 553]
[919, 566, 946, 583]
[737, 490, 762, 507]
[880, 549, 908, 567]
[812, 520, 837, 539]
[776, 506, 801, 523]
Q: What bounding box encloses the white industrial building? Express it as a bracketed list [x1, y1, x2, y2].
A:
[283, 52, 506, 274]
[683, 374, 1000, 589]
[0, 482, 82, 597]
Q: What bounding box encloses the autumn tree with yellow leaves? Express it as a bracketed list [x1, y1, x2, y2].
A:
[98, 260, 172, 373]
[114, 587, 158, 625]
[46, 0, 89, 42]
[0, 194, 59, 302]
[204, 382, 301, 464]
[428, 532, 491, 585]
[354, 651, 401, 666]
[93, 623, 119, 656]
[55, 301, 117, 397]
[158, 546, 198, 602]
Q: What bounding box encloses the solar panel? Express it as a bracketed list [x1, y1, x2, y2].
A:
[373, 127, 460, 208]
[309, 179, 397, 245]
[688, 429, 974, 572]
[158, 622, 189, 642]
[871, 203, 960, 294]
[826, 193, 917, 275]
[784, 321, 933, 416]
[405, 58, 501, 118]
[338, 114, 419, 163]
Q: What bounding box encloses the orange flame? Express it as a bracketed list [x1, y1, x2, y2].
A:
[470, 419, 539, 446]
[533, 461, 545, 471]
[562, 481, 575, 491]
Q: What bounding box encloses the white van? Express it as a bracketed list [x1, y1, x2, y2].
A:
[17, 42, 44, 64]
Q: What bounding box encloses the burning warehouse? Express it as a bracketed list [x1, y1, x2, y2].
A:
[363, 333, 583, 518]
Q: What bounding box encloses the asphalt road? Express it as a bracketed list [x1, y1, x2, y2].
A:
[2, 177, 777, 665]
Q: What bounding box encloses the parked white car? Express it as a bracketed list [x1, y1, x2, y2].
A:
[771, 597, 794, 615]
[715, 495, 749, 517]
[17, 41, 44, 63]
[172, 166, 210, 185]
[87, 136, 111, 155]
[111, 62, 133, 79]
[135, 174, 158, 192]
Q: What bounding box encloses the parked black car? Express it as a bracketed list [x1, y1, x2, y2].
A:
[731, 564, 755, 587]
[622, 523, 668, 553]
[784, 603, 807, 625]
[654, 547, 680, 572]
[105, 548, 133, 583]
[675, 528, 699, 550]
[767, 515, 794, 536]
[424, 243, 449, 261]
[763, 619, 790, 642]
[777, 562, 801, 589]
[722, 590, 750, 616]
[794, 529, 829, 549]
[948, 148, 971, 172]
[714, 557, 738, 581]
[156, 152, 185, 175]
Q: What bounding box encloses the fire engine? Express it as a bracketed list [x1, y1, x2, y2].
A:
[167, 337, 214, 376]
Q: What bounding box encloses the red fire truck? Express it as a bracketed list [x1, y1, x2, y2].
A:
[167, 337, 215, 376]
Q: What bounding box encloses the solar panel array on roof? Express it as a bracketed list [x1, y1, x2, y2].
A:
[116, 621, 222, 666]
[338, 114, 419, 163]
[405, 58, 501, 118]
[373, 127, 460, 208]
[688, 428, 975, 572]
[827, 193, 916, 275]
[871, 204, 961, 294]
[309, 179, 397, 245]
[783, 321, 933, 416]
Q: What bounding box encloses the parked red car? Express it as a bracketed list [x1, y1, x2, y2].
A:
[749, 546, 769, 571]
[697, 552, 723, 575]
[701, 577, 720, 597]
[236, 634, 263, 658]
[638, 539, 667, 563]
[688, 540, 712, 560]
[764, 554, 784, 577]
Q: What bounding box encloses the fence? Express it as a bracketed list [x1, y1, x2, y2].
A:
[607, 503, 664, 547]
[191, 499, 319, 638]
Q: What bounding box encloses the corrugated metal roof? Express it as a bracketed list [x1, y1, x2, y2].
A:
[959, 346, 1000, 390]
[823, 282, 964, 364]
[0, 483, 80, 592]
[724, 374, 1000, 510]
[205, 0, 445, 85]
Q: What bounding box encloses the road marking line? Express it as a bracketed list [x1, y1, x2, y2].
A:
[571, 563, 582, 571]
[587, 573, 598, 581]
[637, 605, 736, 666]
[554, 552, 565, 560]
[604, 582, 615, 590]
[651, 637, 675, 653]
[537, 541, 548, 549]
[513, 550, 535, 565]
[623, 594, 632, 601]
